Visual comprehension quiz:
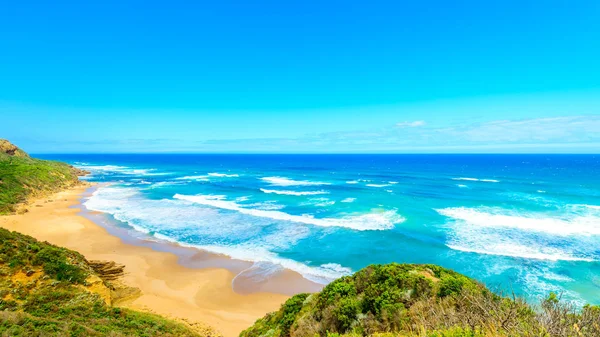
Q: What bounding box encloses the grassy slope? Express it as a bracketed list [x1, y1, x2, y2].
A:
[0, 152, 83, 214]
[0, 140, 213, 336]
[241, 263, 600, 337]
[0, 227, 209, 337]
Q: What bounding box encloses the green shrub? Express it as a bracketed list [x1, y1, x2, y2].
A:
[0, 228, 209, 337]
[0, 150, 80, 214]
[33, 247, 87, 283]
[242, 263, 600, 337]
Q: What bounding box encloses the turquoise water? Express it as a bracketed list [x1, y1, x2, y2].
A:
[39, 154, 600, 305]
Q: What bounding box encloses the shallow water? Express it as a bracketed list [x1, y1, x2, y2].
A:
[39, 154, 600, 305]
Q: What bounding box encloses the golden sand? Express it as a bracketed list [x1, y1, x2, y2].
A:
[0, 185, 292, 337]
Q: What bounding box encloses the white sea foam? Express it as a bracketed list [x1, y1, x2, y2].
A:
[346, 180, 360, 184]
[83, 186, 351, 284]
[174, 175, 210, 181]
[260, 189, 329, 196]
[235, 196, 251, 202]
[452, 177, 499, 183]
[447, 243, 595, 262]
[439, 205, 600, 262]
[261, 176, 331, 187]
[366, 183, 390, 188]
[174, 193, 404, 230]
[244, 201, 285, 211]
[457, 184, 468, 188]
[76, 164, 128, 172]
[520, 266, 584, 306]
[308, 198, 335, 207]
[75, 164, 169, 176]
[389, 181, 399, 184]
[580, 204, 600, 210]
[147, 181, 185, 189]
[208, 172, 239, 177]
[151, 235, 352, 284]
[437, 206, 600, 236]
[341, 198, 356, 203]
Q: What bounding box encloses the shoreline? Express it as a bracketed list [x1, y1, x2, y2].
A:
[78, 184, 323, 296]
[0, 184, 318, 337]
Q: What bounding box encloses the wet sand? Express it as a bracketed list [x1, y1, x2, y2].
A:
[0, 185, 321, 336]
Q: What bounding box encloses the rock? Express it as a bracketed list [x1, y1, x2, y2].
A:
[0, 139, 29, 157]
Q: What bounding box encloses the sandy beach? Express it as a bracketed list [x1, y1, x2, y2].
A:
[0, 185, 301, 337]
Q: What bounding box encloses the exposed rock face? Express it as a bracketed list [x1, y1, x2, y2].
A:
[70, 166, 91, 176]
[0, 139, 29, 157]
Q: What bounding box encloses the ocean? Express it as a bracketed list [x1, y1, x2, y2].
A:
[38, 154, 600, 305]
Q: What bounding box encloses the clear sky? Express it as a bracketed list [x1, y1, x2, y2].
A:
[1, 0, 599, 153]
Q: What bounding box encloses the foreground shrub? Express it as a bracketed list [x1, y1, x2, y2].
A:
[0, 228, 211, 336]
[241, 263, 600, 337]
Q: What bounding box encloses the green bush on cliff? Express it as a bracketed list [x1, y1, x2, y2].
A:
[0, 140, 83, 214]
[0, 228, 209, 336]
[240, 263, 600, 337]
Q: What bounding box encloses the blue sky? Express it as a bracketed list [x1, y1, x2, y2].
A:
[1, 1, 599, 153]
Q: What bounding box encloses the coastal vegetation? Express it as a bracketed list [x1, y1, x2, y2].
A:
[0, 139, 88, 214]
[0, 227, 211, 336]
[241, 263, 600, 337]
[2, 139, 599, 337]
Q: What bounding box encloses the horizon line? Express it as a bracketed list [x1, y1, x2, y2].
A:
[32, 152, 600, 155]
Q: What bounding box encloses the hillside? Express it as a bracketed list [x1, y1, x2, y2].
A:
[0, 227, 213, 336]
[241, 263, 600, 337]
[0, 139, 89, 214]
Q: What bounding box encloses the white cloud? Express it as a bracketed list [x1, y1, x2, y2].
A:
[396, 120, 426, 128]
[195, 115, 600, 152]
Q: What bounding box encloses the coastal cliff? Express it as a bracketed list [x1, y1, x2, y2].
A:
[0, 140, 89, 214]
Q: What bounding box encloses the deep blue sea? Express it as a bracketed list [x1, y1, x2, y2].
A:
[38, 154, 600, 305]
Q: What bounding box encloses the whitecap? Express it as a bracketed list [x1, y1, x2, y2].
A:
[366, 183, 390, 188]
[84, 186, 352, 285]
[447, 243, 595, 262]
[439, 205, 600, 262]
[452, 177, 499, 183]
[437, 206, 600, 236]
[260, 189, 329, 196]
[174, 175, 210, 181]
[261, 176, 331, 187]
[303, 198, 335, 207]
[75, 164, 168, 176]
[208, 172, 239, 177]
[147, 181, 185, 189]
[341, 198, 356, 203]
[174, 193, 404, 231]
